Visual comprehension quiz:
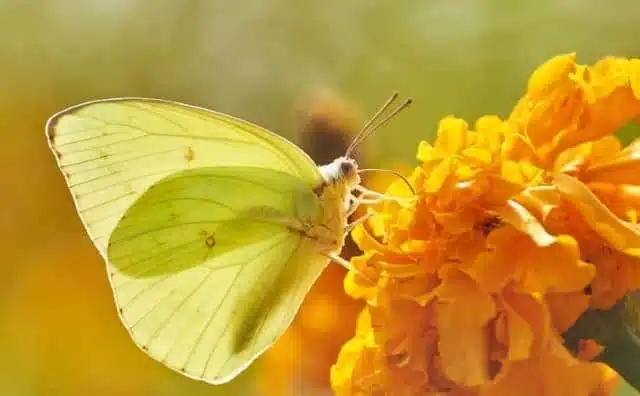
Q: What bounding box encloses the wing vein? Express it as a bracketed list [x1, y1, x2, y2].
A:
[202, 236, 302, 378]
[185, 233, 297, 376]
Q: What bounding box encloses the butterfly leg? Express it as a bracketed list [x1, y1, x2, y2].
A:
[328, 253, 354, 271]
[345, 194, 362, 217]
[345, 212, 372, 233]
[345, 193, 383, 218]
[354, 185, 414, 204]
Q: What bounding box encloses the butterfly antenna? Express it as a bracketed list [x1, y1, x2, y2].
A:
[357, 168, 416, 195]
[355, 97, 412, 148]
[345, 92, 398, 157]
[345, 92, 412, 157]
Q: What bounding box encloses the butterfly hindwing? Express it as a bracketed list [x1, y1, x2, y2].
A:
[107, 166, 331, 383]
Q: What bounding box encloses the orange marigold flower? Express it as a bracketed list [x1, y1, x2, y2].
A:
[331, 54, 640, 395]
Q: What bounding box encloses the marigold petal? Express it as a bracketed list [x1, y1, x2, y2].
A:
[351, 224, 388, 253]
[630, 59, 640, 99]
[331, 336, 380, 395]
[417, 140, 436, 162]
[517, 234, 594, 294]
[483, 338, 613, 396]
[599, 364, 622, 395]
[479, 359, 542, 396]
[387, 171, 418, 198]
[554, 141, 596, 173]
[582, 153, 640, 187]
[546, 292, 590, 333]
[496, 200, 556, 247]
[331, 309, 383, 396]
[516, 185, 561, 221]
[466, 228, 518, 292]
[438, 324, 490, 387]
[437, 273, 494, 386]
[592, 56, 631, 94]
[390, 274, 440, 306]
[435, 116, 469, 154]
[539, 335, 613, 396]
[570, 65, 597, 103]
[502, 131, 538, 162]
[556, 137, 624, 178]
[589, 249, 640, 309]
[555, 173, 640, 257]
[500, 294, 534, 361]
[585, 183, 640, 225]
[462, 146, 492, 166]
[483, 175, 526, 206]
[424, 157, 454, 193]
[437, 271, 496, 327]
[474, 115, 505, 153]
[368, 211, 391, 238]
[502, 291, 550, 353]
[527, 53, 577, 96]
[500, 160, 542, 186]
[330, 337, 361, 395]
[345, 261, 378, 302]
[576, 339, 605, 361]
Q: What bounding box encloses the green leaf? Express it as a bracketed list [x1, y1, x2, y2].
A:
[565, 293, 640, 394]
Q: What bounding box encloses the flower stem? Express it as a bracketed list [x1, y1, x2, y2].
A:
[565, 293, 640, 393]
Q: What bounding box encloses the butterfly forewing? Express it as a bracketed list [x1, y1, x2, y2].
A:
[47, 98, 323, 256]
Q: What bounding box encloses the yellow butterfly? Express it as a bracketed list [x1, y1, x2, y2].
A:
[46, 93, 411, 384]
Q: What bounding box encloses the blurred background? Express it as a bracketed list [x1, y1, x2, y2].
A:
[2, 1, 640, 395]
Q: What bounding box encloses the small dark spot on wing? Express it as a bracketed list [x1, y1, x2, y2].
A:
[184, 146, 195, 162]
[205, 234, 216, 248]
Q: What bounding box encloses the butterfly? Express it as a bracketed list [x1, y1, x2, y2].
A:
[46, 93, 411, 385]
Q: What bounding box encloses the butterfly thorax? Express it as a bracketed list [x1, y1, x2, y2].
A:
[306, 156, 360, 254]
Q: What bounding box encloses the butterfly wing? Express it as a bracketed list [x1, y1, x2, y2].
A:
[46, 98, 323, 257]
[107, 166, 332, 384]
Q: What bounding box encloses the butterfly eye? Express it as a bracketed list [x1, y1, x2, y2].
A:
[340, 161, 353, 175]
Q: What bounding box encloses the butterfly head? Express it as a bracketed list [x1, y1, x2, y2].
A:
[337, 156, 360, 187]
[319, 156, 360, 189]
[316, 93, 412, 197]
